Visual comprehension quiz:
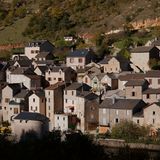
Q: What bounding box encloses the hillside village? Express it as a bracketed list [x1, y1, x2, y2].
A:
[0, 37, 160, 141]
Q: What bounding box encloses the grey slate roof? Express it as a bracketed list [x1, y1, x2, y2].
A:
[125, 79, 148, 86]
[65, 82, 91, 91]
[14, 89, 29, 98]
[146, 70, 160, 77]
[67, 49, 91, 57]
[49, 66, 70, 72]
[16, 60, 32, 67]
[14, 112, 49, 122]
[143, 88, 160, 94]
[130, 46, 154, 53]
[119, 73, 145, 81]
[8, 84, 22, 95]
[35, 52, 51, 58]
[36, 66, 48, 74]
[100, 99, 146, 109]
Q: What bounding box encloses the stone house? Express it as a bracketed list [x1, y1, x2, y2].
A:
[11, 112, 49, 141]
[28, 90, 46, 116]
[143, 102, 160, 129]
[145, 70, 160, 89]
[99, 56, 131, 73]
[2, 84, 21, 121]
[45, 66, 76, 85]
[99, 98, 146, 128]
[118, 72, 145, 90]
[125, 79, 149, 99]
[66, 49, 96, 70]
[142, 88, 160, 104]
[54, 114, 77, 131]
[45, 82, 65, 131]
[130, 46, 160, 72]
[34, 66, 48, 76]
[25, 40, 55, 60]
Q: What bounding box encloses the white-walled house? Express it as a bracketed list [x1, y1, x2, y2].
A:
[45, 66, 76, 85]
[25, 40, 55, 60]
[29, 90, 46, 116]
[54, 114, 77, 131]
[66, 49, 96, 70]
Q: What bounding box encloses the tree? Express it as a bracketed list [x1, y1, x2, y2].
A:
[111, 120, 150, 142]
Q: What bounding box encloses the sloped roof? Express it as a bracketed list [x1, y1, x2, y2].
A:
[143, 88, 160, 94]
[125, 79, 148, 86]
[146, 70, 160, 77]
[45, 82, 65, 90]
[14, 112, 49, 122]
[14, 89, 29, 98]
[49, 66, 70, 72]
[67, 49, 91, 57]
[130, 46, 155, 53]
[16, 60, 32, 67]
[35, 52, 51, 58]
[103, 99, 146, 110]
[119, 73, 145, 81]
[65, 82, 91, 91]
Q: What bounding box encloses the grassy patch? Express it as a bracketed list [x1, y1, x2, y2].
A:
[0, 16, 31, 44]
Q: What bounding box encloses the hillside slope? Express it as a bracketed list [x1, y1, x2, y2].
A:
[0, 0, 160, 44]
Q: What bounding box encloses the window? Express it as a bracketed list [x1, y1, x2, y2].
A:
[31, 106, 33, 110]
[4, 107, 6, 110]
[63, 117, 65, 121]
[132, 92, 135, 96]
[48, 113, 50, 117]
[33, 98, 35, 102]
[72, 91, 74, 95]
[35, 107, 37, 111]
[103, 109, 106, 114]
[31, 50, 34, 54]
[59, 70, 62, 75]
[42, 99, 44, 103]
[58, 78, 62, 81]
[48, 106, 50, 110]
[149, 79, 152, 84]
[153, 119, 155, 124]
[14, 108, 18, 114]
[78, 58, 83, 63]
[115, 118, 119, 123]
[48, 91, 50, 95]
[146, 94, 150, 99]
[48, 77, 51, 81]
[85, 77, 88, 83]
[158, 79, 160, 84]
[35, 50, 39, 53]
[70, 58, 74, 63]
[72, 100, 74, 104]
[137, 119, 139, 124]
[65, 90, 67, 95]
[153, 111, 155, 115]
[65, 99, 67, 103]
[54, 78, 56, 80]
[10, 108, 12, 110]
[48, 98, 50, 102]
[57, 116, 59, 120]
[5, 98, 9, 103]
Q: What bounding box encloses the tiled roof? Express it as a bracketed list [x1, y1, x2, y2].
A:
[67, 49, 91, 57]
[119, 73, 145, 81]
[45, 82, 65, 90]
[100, 99, 146, 109]
[65, 82, 91, 91]
[35, 52, 51, 58]
[143, 88, 160, 94]
[146, 70, 160, 77]
[125, 79, 148, 86]
[14, 112, 49, 122]
[130, 46, 155, 53]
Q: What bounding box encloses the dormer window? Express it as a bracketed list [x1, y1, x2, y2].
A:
[59, 70, 62, 75]
[48, 70, 50, 74]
